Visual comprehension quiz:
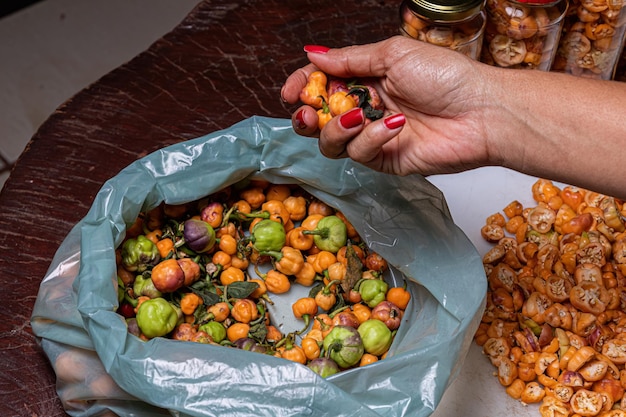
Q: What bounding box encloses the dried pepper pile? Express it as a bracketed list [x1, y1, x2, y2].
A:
[115, 180, 410, 377]
[475, 179, 626, 417]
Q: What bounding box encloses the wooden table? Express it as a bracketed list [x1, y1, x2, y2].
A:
[0, 1, 398, 415]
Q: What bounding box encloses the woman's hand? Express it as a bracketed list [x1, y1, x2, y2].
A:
[281, 36, 493, 177]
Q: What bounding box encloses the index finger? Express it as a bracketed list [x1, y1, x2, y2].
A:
[304, 39, 399, 79]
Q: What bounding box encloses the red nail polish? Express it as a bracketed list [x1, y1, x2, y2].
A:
[339, 108, 364, 129]
[384, 114, 406, 130]
[295, 109, 307, 130]
[303, 45, 330, 54]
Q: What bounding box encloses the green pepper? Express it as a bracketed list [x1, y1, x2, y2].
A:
[303, 215, 347, 253]
[322, 325, 364, 368]
[135, 297, 178, 339]
[198, 321, 226, 344]
[357, 319, 392, 356]
[251, 219, 286, 252]
[359, 279, 388, 308]
[121, 235, 160, 272]
[132, 274, 162, 299]
[183, 219, 216, 253]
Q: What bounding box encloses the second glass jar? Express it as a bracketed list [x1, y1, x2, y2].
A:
[481, 0, 568, 70]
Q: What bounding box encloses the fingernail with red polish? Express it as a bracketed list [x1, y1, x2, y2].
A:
[384, 113, 406, 130]
[339, 108, 365, 129]
[295, 109, 307, 130]
[303, 45, 330, 54]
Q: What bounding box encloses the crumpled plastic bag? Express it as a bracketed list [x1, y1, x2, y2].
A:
[31, 116, 486, 417]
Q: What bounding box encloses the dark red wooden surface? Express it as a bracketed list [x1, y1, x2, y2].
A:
[0, 0, 398, 415]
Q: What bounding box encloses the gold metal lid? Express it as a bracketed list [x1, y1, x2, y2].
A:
[405, 0, 485, 22]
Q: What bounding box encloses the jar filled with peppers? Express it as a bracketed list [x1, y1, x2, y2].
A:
[481, 0, 568, 70]
[400, 0, 488, 60]
[552, 0, 626, 79]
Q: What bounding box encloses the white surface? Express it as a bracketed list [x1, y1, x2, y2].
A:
[429, 167, 560, 417]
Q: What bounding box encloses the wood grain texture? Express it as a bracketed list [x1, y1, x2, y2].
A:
[0, 0, 397, 415]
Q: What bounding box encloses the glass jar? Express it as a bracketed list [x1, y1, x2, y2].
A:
[400, 0, 487, 60]
[552, 0, 626, 79]
[481, 0, 568, 70]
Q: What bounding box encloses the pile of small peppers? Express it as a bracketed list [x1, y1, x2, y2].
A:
[475, 179, 626, 417]
[299, 70, 385, 129]
[115, 180, 411, 377]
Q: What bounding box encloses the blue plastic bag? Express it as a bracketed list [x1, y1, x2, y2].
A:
[32, 116, 486, 417]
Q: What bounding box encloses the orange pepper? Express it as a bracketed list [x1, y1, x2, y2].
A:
[294, 262, 317, 287]
[177, 258, 201, 286]
[312, 313, 334, 338]
[287, 227, 314, 251]
[216, 221, 237, 239]
[283, 196, 308, 221]
[232, 199, 252, 215]
[145, 229, 162, 245]
[317, 102, 333, 130]
[230, 298, 259, 324]
[200, 202, 224, 229]
[328, 91, 357, 116]
[264, 184, 291, 202]
[144, 205, 165, 231]
[336, 245, 365, 266]
[277, 344, 307, 365]
[335, 211, 359, 239]
[352, 303, 372, 324]
[180, 292, 203, 315]
[239, 186, 266, 209]
[262, 200, 291, 226]
[212, 251, 232, 269]
[274, 246, 305, 276]
[155, 238, 174, 259]
[220, 266, 245, 286]
[301, 337, 322, 360]
[301, 214, 324, 231]
[207, 302, 230, 322]
[359, 353, 379, 367]
[326, 262, 346, 282]
[299, 70, 328, 109]
[263, 269, 291, 294]
[226, 322, 250, 343]
[308, 200, 335, 217]
[386, 285, 411, 310]
[230, 255, 249, 270]
[150, 258, 185, 293]
[266, 325, 283, 342]
[311, 251, 337, 274]
[218, 234, 238, 255]
[292, 297, 319, 320]
[315, 280, 338, 311]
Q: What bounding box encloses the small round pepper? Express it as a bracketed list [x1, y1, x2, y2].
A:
[251, 219, 286, 252]
[303, 215, 347, 253]
[359, 279, 389, 308]
[299, 70, 328, 109]
[323, 325, 364, 368]
[183, 219, 216, 253]
[135, 297, 178, 339]
[121, 235, 160, 272]
[198, 321, 226, 344]
[358, 319, 393, 356]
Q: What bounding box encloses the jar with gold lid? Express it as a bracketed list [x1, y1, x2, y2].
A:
[400, 0, 487, 59]
[552, 0, 626, 79]
[481, 0, 568, 70]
